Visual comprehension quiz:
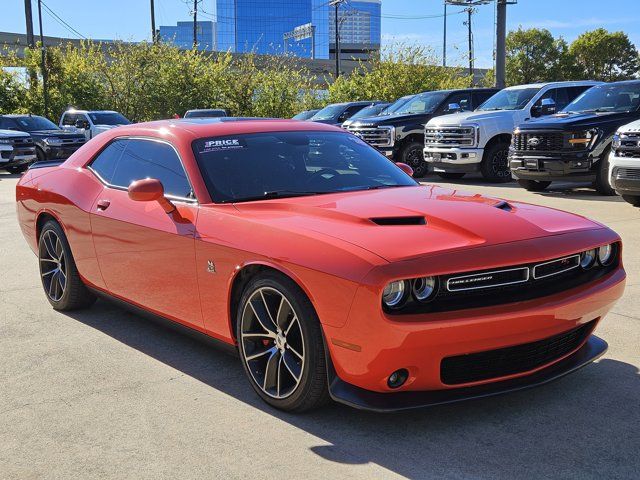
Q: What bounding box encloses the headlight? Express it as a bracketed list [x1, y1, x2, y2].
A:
[569, 129, 598, 148]
[580, 249, 597, 269]
[412, 276, 438, 302]
[598, 244, 614, 266]
[44, 137, 63, 145]
[382, 280, 408, 309]
[612, 132, 621, 149]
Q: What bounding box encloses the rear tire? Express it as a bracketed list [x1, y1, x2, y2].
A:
[236, 271, 330, 412]
[622, 194, 640, 207]
[595, 148, 616, 195]
[480, 141, 511, 183]
[399, 141, 428, 178]
[517, 179, 551, 192]
[38, 220, 96, 311]
[437, 172, 466, 180]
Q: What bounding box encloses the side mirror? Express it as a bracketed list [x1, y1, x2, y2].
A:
[447, 103, 462, 112]
[533, 98, 556, 117]
[396, 162, 414, 176]
[128, 178, 176, 214]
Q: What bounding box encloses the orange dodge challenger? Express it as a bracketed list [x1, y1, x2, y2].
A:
[16, 119, 625, 412]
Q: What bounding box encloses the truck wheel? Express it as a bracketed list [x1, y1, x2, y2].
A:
[622, 195, 640, 207]
[595, 148, 616, 196]
[437, 172, 465, 180]
[480, 141, 511, 183]
[237, 271, 330, 412]
[517, 179, 551, 192]
[399, 141, 428, 178]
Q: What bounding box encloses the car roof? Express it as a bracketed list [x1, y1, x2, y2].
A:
[1, 114, 46, 118]
[63, 109, 120, 114]
[504, 80, 602, 90]
[186, 108, 226, 112]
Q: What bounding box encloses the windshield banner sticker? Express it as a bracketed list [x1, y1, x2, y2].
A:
[201, 138, 245, 153]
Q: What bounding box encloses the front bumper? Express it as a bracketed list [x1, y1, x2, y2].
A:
[322, 230, 625, 407]
[609, 154, 640, 195]
[510, 150, 596, 182]
[0, 146, 37, 168]
[423, 147, 483, 172]
[329, 335, 607, 412]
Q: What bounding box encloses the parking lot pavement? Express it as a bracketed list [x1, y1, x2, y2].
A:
[1, 171, 638, 480]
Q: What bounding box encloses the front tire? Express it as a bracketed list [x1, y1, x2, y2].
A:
[237, 272, 329, 412]
[399, 141, 428, 178]
[517, 179, 551, 191]
[480, 141, 511, 183]
[595, 148, 616, 195]
[38, 220, 96, 310]
[622, 194, 640, 207]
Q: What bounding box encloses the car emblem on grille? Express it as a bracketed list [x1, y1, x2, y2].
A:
[434, 132, 445, 141]
[527, 137, 540, 147]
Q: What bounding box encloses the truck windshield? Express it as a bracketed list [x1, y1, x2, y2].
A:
[380, 95, 414, 116]
[348, 103, 389, 119]
[393, 92, 447, 115]
[192, 131, 417, 203]
[562, 83, 640, 113]
[88, 112, 131, 125]
[311, 104, 349, 121]
[12, 116, 59, 131]
[477, 88, 540, 111]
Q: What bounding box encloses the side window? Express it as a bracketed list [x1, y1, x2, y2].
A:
[554, 88, 570, 111]
[445, 93, 472, 112]
[567, 86, 591, 103]
[473, 91, 495, 108]
[61, 113, 77, 126]
[89, 139, 127, 184]
[110, 139, 192, 198]
[0, 117, 15, 129]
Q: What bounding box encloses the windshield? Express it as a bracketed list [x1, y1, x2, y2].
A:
[88, 112, 130, 125]
[185, 110, 226, 118]
[477, 88, 540, 111]
[292, 110, 318, 120]
[562, 83, 640, 113]
[193, 131, 417, 203]
[392, 92, 447, 115]
[11, 116, 59, 131]
[311, 104, 348, 121]
[348, 103, 389, 120]
[381, 95, 414, 116]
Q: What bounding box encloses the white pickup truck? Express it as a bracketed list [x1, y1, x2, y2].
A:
[423, 81, 601, 182]
[59, 109, 131, 140]
[0, 129, 36, 173]
[609, 119, 640, 207]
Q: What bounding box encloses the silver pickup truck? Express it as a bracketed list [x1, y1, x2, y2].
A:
[0, 129, 36, 173]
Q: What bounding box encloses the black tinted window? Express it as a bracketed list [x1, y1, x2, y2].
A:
[89, 140, 127, 183]
[0, 117, 17, 129]
[61, 113, 77, 126]
[109, 139, 192, 198]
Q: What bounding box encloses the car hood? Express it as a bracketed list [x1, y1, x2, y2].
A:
[0, 129, 30, 138]
[28, 130, 85, 139]
[429, 109, 516, 126]
[232, 185, 601, 262]
[516, 111, 640, 131]
[350, 112, 432, 127]
[310, 119, 339, 125]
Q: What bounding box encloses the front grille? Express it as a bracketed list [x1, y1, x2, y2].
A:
[512, 131, 565, 152]
[441, 320, 595, 385]
[346, 125, 393, 147]
[615, 131, 640, 157]
[10, 137, 33, 146]
[425, 126, 475, 148]
[616, 167, 640, 180]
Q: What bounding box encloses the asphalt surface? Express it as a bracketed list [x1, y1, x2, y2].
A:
[1, 171, 638, 480]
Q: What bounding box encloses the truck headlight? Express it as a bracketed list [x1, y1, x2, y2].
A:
[569, 129, 598, 149]
[44, 137, 63, 145]
[612, 132, 621, 149]
[0, 139, 13, 144]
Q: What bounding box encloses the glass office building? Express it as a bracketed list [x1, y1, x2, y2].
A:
[329, 0, 381, 60]
[159, 21, 216, 51]
[215, 0, 329, 59]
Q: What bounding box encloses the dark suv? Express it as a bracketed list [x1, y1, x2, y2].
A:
[310, 101, 382, 126]
[345, 88, 498, 177]
[510, 80, 640, 194]
[0, 115, 86, 161]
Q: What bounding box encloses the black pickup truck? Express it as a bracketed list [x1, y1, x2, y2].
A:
[0, 114, 86, 161]
[344, 88, 499, 177]
[509, 80, 640, 194]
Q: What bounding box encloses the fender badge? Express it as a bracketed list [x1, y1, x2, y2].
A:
[206, 260, 216, 273]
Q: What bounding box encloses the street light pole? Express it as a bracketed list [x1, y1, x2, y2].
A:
[150, 0, 157, 43]
[495, 0, 507, 88]
[330, 0, 344, 78]
[37, 0, 49, 118]
[443, 1, 447, 67]
[24, 0, 35, 47]
[193, 0, 198, 49]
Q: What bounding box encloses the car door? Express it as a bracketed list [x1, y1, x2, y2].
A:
[88, 137, 203, 328]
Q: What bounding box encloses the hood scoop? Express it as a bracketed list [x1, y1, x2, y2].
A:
[370, 216, 426, 226]
[494, 201, 513, 212]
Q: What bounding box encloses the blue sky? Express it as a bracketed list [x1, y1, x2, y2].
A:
[2, 0, 639, 69]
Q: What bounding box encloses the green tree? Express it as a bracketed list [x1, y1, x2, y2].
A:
[505, 28, 569, 85]
[0, 67, 26, 113]
[569, 28, 639, 81]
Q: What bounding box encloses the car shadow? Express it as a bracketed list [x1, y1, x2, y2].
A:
[65, 299, 640, 479]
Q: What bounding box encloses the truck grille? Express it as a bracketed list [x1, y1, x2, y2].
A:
[441, 320, 595, 385]
[346, 125, 393, 147]
[424, 126, 475, 148]
[616, 167, 640, 179]
[615, 132, 640, 158]
[512, 131, 565, 152]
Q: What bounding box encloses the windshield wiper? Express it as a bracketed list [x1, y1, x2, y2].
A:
[229, 190, 328, 203]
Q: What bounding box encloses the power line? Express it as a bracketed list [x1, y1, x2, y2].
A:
[39, 0, 87, 39]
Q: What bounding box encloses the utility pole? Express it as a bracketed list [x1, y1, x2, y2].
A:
[37, 0, 49, 119]
[24, 0, 35, 47]
[495, 0, 512, 89]
[193, 0, 198, 49]
[330, 0, 344, 78]
[150, 0, 157, 43]
[442, 1, 446, 67]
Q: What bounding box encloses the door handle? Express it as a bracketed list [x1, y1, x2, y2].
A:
[96, 199, 111, 211]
